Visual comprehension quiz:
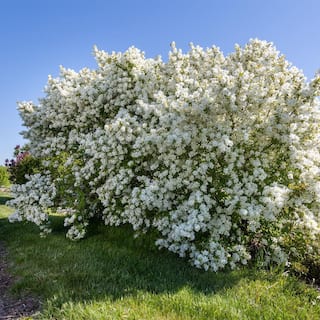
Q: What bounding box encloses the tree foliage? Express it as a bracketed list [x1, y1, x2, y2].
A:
[5, 145, 42, 185]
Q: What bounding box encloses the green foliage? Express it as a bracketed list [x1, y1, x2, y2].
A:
[9, 155, 42, 185]
[284, 228, 320, 285]
[5, 145, 42, 185]
[0, 166, 10, 187]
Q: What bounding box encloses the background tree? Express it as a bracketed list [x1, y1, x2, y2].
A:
[5, 145, 42, 185]
[0, 166, 10, 187]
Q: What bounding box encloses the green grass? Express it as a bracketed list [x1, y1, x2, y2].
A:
[1, 191, 320, 319]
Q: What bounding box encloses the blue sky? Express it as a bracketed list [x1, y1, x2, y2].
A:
[1, 0, 320, 164]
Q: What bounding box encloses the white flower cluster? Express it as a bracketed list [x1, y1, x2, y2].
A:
[12, 39, 320, 271]
[8, 173, 56, 236]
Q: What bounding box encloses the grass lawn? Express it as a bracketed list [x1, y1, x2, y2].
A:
[1, 191, 320, 319]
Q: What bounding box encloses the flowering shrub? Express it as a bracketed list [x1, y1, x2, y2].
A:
[8, 39, 320, 271]
[5, 145, 42, 184]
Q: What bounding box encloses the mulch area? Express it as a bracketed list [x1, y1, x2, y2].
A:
[0, 242, 40, 320]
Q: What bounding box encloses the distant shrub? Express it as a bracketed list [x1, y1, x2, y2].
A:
[0, 166, 10, 187]
[5, 145, 42, 185]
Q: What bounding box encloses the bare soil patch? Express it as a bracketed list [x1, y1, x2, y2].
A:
[0, 242, 40, 320]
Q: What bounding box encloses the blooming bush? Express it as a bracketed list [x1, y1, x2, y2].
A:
[8, 39, 320, 271]
[5, 145, 42, 185]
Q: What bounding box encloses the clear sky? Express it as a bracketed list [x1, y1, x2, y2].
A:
[1, 0, 320, 164]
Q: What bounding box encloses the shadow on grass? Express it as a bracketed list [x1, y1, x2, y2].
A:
[0, 214, 254, 309]
[0, 194, 13, 205]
